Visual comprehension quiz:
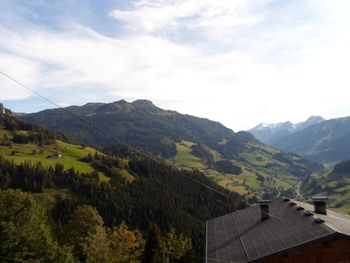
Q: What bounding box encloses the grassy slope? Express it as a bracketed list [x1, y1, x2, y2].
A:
[0, 126, 114, 209]
[0, 128, 109, 178]
[174, 140, 301, 199]
[303, 168, 350, 214]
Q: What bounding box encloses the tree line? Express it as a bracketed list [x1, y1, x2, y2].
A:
[0, 152, 245, 259]
[0, 189, 196, 263]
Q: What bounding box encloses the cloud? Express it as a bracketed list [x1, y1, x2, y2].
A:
[109, 0, 265, 36]
[1, 0, 350, 130]
[0, 52, 41, 100]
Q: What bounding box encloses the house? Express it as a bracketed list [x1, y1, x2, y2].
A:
[47, 153, 63, 159]
[206, 197, 350, 263]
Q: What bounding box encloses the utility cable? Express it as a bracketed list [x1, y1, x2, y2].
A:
[0, 70, 122, 146]
[0, 69, 230, 198]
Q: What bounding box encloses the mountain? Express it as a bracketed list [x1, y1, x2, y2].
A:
[23, 100, 255, 158]
[249, 116, 325, 145]
[272, 116, 350, 165]
[0, 111, 245, 252]
[22, 100, 322, 200]
[302, 159, 350, 214]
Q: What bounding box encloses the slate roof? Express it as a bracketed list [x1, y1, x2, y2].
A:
[206, 198, 350, 263]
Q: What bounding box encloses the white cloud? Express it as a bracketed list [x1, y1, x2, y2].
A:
[1, 0, 350, 131]
[0, 52, 41, 100]
[109, 0, 265, 35]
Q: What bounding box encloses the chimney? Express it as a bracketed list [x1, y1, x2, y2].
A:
[312, 196, 328, 215]
[258, 200, 271, 221]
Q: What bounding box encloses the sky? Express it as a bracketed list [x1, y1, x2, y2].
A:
[1, 0, 350, 131]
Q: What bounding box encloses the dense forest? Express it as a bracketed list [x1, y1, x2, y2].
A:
[0, 113, 245, 262]
[22, 100, 323, 202]
[0, 189, 197, 262]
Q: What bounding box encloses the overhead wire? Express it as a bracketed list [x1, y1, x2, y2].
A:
[0, 70, 122, 146]
[0, 70, 231, 198]
[0, 69, 245, 263]
[2, 70, 321, 263]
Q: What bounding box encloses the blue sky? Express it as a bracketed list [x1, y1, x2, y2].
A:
[1, 0, 350, 131]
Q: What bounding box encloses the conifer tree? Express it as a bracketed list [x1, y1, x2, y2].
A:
[0, 189, 73, 262]
[142, 223, 163, 263]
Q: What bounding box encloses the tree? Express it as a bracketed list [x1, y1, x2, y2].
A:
[66, 205, 109, 262]
[142, 224, 162, 263]
[108, 223, 144, 263]
[0, 189, 70, 262]
[162, 228, 194, 263]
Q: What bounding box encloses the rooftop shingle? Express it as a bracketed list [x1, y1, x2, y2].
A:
[206, 198, 350, 263]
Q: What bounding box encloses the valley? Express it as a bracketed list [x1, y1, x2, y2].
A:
[22, 100, 322, 201]
[173, 139, 312, 200]
[0, 111, 245, 255]
[2, 2, 350, 261]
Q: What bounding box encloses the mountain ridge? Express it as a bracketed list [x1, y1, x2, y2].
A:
[0, 111, 245, 252]
[249, 116, 325, 145]
[272, 116, 350, 165]
[22, 100, 322, 200]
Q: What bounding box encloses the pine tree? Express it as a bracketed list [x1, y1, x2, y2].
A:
[0, 189, 72, 262]
[142, 223, 162, 263]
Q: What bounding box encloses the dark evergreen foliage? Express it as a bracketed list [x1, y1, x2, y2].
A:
[0, 153, 245, 254]
[22, 100, 254, 158]
[214, 160, 242, 174]
[142, 224, 162, 263]
[0, 113, 65, 144]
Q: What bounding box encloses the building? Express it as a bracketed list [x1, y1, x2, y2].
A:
[47, 153, 63, 159]
[206, 197, 350, 263]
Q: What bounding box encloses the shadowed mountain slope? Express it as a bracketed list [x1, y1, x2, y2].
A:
[23, 100, 322, 199]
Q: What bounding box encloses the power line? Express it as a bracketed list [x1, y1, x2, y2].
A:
[0, 70, 122, 146]
[0, 69, 230, 198]
[3, 70, 311, 262]
[180, 172, 228, 197]
[0, 70, 157, 161]
[0, 69, 239, 263]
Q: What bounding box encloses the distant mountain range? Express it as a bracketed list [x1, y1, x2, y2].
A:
[273, 116, 350, 165]
[250, 115, 350, 165]
[249, 116, 325, 145]
[22, 100, 321, 200]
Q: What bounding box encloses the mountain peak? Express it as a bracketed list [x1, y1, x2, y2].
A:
[249, 116, 326, 145]
[113, 99, 129, 105]
[306, 116, 325, 122]
[132, 99, 155, 107]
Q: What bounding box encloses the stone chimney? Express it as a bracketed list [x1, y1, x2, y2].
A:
[312, 196, 328, 215]
[258, 200, 271, 221]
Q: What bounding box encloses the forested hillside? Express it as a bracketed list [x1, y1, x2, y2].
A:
[0, 112, 245, 262]
[23, 100, 322, 200]
[302, 159, 350, 214]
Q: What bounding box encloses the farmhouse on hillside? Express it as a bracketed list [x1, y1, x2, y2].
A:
[206, 197, 350, 263]
[47, 153, 63, 159]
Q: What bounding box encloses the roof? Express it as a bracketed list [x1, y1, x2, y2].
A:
[206, 198, 350, 263]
